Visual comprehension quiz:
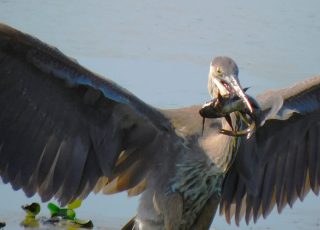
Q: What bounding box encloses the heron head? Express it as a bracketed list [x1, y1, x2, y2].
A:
[208, 56, 253, 113]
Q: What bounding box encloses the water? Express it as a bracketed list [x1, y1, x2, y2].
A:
[0, 0, 320, 229]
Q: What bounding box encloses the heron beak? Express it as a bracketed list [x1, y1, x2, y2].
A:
[213, 75, 253, 114]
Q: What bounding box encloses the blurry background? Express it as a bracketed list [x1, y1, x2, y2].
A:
[0, 0, 320, 229]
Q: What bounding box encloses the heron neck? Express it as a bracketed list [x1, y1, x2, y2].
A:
[200, 112, 241, 173]
[217, 112, 241, 171]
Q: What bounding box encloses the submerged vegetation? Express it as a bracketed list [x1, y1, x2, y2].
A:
[19, 200, 93, 229]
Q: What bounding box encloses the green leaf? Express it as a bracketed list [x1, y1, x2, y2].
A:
[66, 209, 76, 220]
[47, 203, 60, 215]
[73, 219, 93, 228]
[67, 199, 82, 210]
[21, 203, 41, 217]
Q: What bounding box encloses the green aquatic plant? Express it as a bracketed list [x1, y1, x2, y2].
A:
[18, 200, 93, 229]
[73, 219, 94, 228]
[47, 200, 93, 228]
[21, 202, 41, 217]
[20, 203, 41, 228]
[67, 199, 82, 210]
[47, 202, 76, 220]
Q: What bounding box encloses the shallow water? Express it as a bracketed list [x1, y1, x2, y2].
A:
[0, 0, 320, 229]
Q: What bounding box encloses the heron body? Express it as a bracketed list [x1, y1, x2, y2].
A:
[0, 23, 320, 230]
[138, 111, 241, 229]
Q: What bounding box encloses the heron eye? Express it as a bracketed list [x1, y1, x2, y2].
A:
[216, 67, 223, 75]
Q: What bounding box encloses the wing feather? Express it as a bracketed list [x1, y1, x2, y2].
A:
[221, 76, 320, 224]
[261, 159, 276, 218]
[0, 23, 179, 206]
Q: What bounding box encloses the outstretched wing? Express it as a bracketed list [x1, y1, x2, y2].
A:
[0, 23, 179, 206]
[220, 76, 320, 225]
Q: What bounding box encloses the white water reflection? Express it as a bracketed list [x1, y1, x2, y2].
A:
[0, 0, 320, 229]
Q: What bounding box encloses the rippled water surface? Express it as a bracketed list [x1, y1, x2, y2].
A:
[0, 0, 320, 229]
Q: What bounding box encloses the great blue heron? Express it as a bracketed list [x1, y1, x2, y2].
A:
[0, 23, 319, 230]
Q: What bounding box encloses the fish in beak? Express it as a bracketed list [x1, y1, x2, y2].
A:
[199, 91, 258, 138]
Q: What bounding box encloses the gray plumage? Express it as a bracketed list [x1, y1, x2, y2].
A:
[0, 23, 319, 229]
